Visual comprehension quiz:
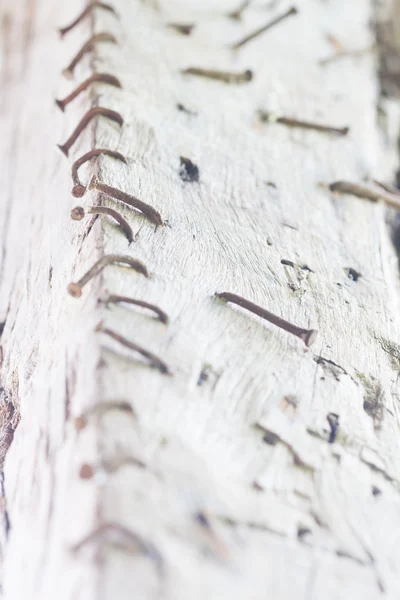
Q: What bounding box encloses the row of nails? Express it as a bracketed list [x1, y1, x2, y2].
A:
[67, 252, 316, 347]
[59, 2, 297, 52]
[57, 11, 347, 139]
[58, 5, 170, 375]
[59, 2, 316, 564]
[58, 3, 399, 381]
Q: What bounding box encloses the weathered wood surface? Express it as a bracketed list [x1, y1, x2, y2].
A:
[1, 0, 400, 598]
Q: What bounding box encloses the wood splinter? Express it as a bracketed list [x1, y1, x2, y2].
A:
[58, 2, 118, 37]
[71, 149, 127, 198]
[232, 6, 298, 50]
[68, 255, 148, 298]
[89, 179, 163, 226]
[215, 292, 317, 347]
[57, 108, 123, 157]
[62, 33, 118, 79]
[55, 74, 122, 112]
[104, 294, 169, 324]
[258, 111, 349, 136]
[328, 181, 400, 210]
[182, 67, 252, 84]
[97, 325, 171, 375]
[71, 206, 134, 244]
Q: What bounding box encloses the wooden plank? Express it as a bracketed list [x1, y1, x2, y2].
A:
[1, 0, 400, 598]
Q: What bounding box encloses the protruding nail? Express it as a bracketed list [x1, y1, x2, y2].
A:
[74, 400, 136, 431]
[97, 325, 171, 374]
[182, 67, 253, 84]
[215, 291, 317, 347]
[62, 33, 117, 79]
[105, 294, 169, 324]
[68, 255, 148, 298]
[55, 73, 122, 112]
[89, 179, 163, 226]
[71, 149, 127, 197]
[328, 181, 400, 210]
[57, 107, 123, 157]
[72, 206, 134, 244]
[58, 2, 118, 37]
[71, 523, 163, 572]
[232, 6, 298, 49]
[79, 464, 95, 479]
[258, 110, 349, 136]
[71, 206, 85, 220]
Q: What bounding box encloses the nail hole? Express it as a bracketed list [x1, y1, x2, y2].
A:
[195, 511, 211, 528]
[197, 366, 210, 386]
[167, 23, 195, 36]
[252, 481, 264, 492]
[263, 431, 280, 446]
[372, 485, 382, 497]
[345, 267, 361, 281]
[176, 103, 197, 116]
[281, 259, 295, 268]
[179, 157, 200, 183]
[326, 412, 339, 443]
[297, 526, 312, 540]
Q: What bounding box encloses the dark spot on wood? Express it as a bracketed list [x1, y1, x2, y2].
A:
[345, 267, 361, 281]
[297, 526, 312, 540]
[167, 23, 195, 36]
[179, 157, 199, 182]
[326, 413, 339, 443]
[265, 181, 277, 188]
[252, 481, 264, 492]
[0, 323, 5, 337]
[300, 265, 314, 273]
[228, 0, 250, 20]
[363, 395, 384, 431]
[195, 511, 211, 528]
[197, 367, 209, 386]
[263, 431, 280, 446]
[314, 356, 347, 382]
[281, 259, 295, 268]
[197, 364, 221, 390]
[372, 485, 382, 497]
[176, 103, 197, 116]
[280, 395, 298, 415]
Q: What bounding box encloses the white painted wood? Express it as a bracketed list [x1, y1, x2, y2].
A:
[1, 0, 400, 598]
